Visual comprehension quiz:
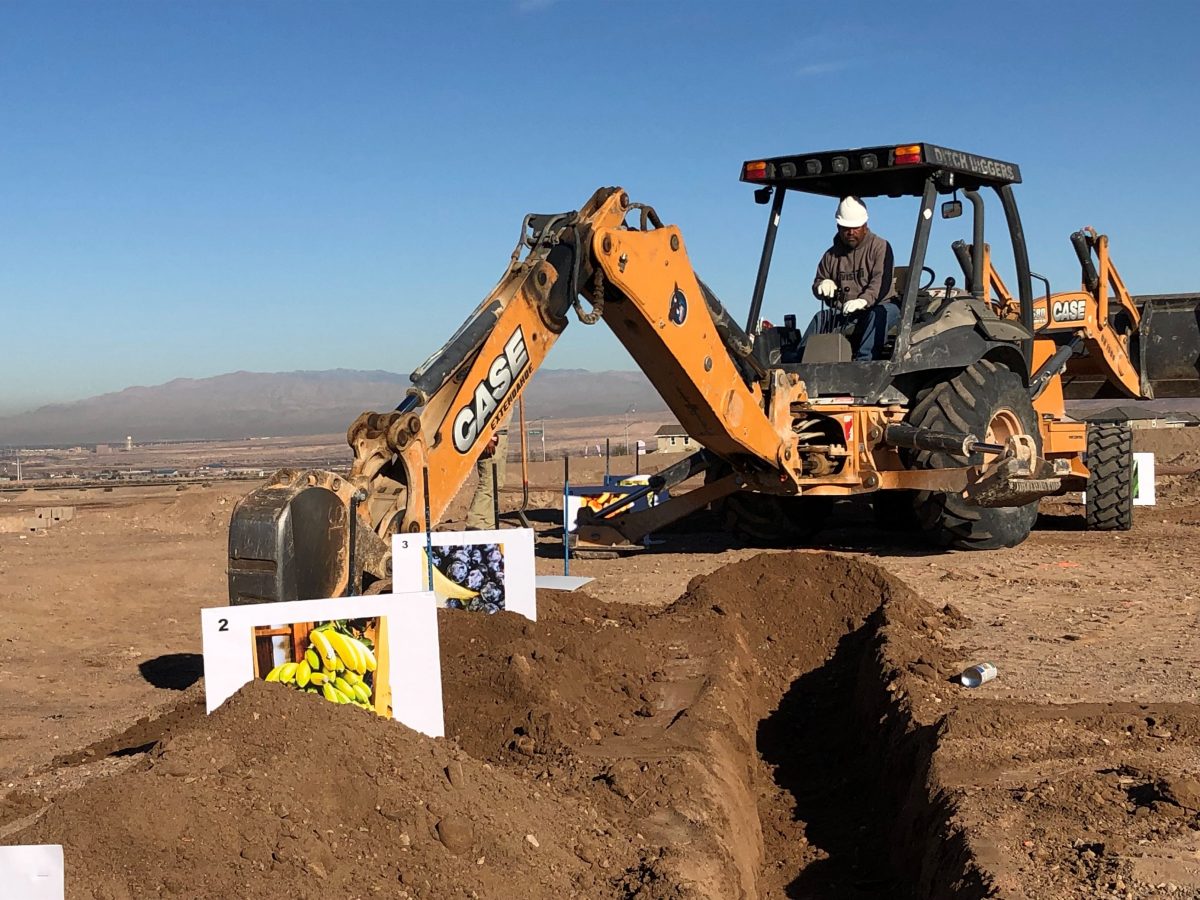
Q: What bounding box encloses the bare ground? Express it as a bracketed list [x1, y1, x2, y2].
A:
[1, 429, 1199, 897]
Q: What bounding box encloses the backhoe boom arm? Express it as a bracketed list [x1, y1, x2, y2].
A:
[228, 188, 803, 602]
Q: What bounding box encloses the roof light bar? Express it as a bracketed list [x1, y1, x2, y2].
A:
[894, 144, 922, 165]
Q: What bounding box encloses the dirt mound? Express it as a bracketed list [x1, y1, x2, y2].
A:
[13, 553, 951, 899]
[15, 550, 1200, 898]
[22, 680, 637, 900]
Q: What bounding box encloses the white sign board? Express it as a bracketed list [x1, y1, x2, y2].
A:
[392, 529, 536, 621]
[201, 593, 444, 738]
[0, 845, 64, 900]
[1133, 452, 1155, 505]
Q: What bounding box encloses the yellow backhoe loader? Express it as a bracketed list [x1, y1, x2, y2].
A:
[228, 143, 1200, 604]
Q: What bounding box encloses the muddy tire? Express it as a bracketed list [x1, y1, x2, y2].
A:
[1085, 424, 1133, 531]
[907, 359, 1040, 550]
[719, 490, 832, 546]
[871, 489, 921, 532]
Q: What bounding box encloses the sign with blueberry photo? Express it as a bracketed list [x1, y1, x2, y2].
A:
[392, 528, 536, 621]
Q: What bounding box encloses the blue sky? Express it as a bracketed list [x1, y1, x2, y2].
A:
[2, 0, 1198, 414]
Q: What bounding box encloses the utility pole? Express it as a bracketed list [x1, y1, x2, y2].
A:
[623, 405, 636, 456]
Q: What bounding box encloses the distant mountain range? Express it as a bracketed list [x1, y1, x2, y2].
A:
[4, 367, 1197, 448]
[0, 369, 670, 446]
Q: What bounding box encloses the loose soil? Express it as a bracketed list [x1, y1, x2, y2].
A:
[2, 429, 1200, 898]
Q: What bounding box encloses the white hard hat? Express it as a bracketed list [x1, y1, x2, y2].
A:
[835, 196, 868, 228]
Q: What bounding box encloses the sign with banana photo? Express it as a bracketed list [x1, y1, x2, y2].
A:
[392, 528, 537, 622]
[200, 593, 444, 737]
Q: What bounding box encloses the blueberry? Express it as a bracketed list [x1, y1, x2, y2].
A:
[468, 547, 484, 565]
[486, 549, 503, 568]
[465, 567, 487, 591]
[446, 560, 468, 583]
[445, 598, 464, 610]
[479, 581, 502, 605]
[466, 597, 487, 613]
[482, 603, 500, 615]
[450, 547, 470, 564]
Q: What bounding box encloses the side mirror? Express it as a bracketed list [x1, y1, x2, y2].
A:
[754, 186, 773, 205]
[941, 200, 963, 219]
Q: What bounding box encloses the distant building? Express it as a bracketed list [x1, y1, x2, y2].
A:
[655, 424, 696, 453]
[95, 444, 112, 455]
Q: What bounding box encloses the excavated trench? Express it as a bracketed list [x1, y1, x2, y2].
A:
[10, 553, 1000, 898]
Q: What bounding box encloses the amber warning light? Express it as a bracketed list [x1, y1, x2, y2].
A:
[743, 160, 768, 181]
[894, 144, 923, 165]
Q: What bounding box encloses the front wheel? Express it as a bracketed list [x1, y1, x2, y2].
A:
[906, 359, 1041, 550]
[1085, 424, 1133, 531]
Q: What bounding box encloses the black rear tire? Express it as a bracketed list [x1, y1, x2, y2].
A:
[1085, 424, 1133, 531]
[872, 489, 921, 532]
[718, 490, 832, 546]
[906, 359, 1040, 550]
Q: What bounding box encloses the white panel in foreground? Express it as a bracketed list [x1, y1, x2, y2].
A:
[0, 845, 64, 900]
[200, 593, 444, 738]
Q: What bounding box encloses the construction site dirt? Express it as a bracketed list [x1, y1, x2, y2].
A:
[2, 427, 1200, 898]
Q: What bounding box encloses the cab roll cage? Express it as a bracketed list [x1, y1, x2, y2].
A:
[744, 175, 1034, 369]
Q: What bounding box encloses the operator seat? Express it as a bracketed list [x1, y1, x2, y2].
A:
[871, 265, 909, 358]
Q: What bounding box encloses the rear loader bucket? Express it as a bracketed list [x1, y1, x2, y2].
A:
[228, 479, 349, 604]
[1134, 294, 1200, 398]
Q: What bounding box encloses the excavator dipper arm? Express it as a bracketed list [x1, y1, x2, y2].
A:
[228, 188, 800, 604]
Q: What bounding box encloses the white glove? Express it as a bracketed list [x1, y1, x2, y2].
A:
[842, 298, 869, 314]
[816, 278, 838, 299]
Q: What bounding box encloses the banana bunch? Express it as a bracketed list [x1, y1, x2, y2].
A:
[264, 625, 377, 710]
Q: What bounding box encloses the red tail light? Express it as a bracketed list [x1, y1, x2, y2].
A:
[743, 161, 768, 181]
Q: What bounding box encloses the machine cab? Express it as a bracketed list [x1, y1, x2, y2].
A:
[739, 143, 1036, 405]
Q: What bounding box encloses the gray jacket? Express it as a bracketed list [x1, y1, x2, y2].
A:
[812, 230, 895, 307]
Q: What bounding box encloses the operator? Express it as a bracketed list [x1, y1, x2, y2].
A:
[811, 196, 898, 361]
[465, 420, 509, 530]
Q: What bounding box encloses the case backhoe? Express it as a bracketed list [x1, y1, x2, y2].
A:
[228, 143, 1200, 605]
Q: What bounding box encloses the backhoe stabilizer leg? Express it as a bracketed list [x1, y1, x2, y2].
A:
[572, 473, 740, 549]
[962, 434, 1067, 508]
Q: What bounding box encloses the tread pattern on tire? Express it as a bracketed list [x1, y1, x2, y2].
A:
[905, 358, 1040, 550]
[1085, 424, 1133, 531]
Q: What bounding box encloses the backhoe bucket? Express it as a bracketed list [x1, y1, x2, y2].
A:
[1134, 294, 1200, 399]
